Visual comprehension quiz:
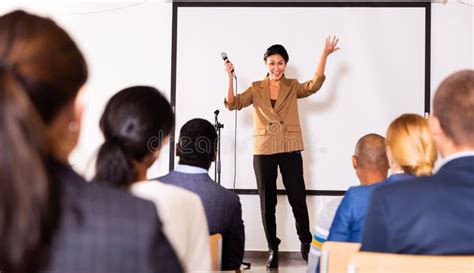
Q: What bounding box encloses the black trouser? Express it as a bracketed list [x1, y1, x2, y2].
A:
[253, 151, 312, 250]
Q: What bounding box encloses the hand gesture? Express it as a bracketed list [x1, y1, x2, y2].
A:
[323, 35, 340, 57]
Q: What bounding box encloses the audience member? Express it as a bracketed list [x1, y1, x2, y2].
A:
[307, 133, 388, 272]
[93, 87, 210, 272]
[0, 10, 182, 273]
[329, 115, 437, 243]
[326, 133, 391, 243]
[362, 70, 474, 254]
[158, 118, 245, 271]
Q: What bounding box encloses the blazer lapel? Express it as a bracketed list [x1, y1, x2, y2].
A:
[258, 78, 273, 109]
[273, 77, 291, 112]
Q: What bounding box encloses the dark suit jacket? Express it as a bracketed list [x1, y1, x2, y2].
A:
[361, 156, 474, 255]
[158, 171, 245, 271]
[43, 161, 182, 273]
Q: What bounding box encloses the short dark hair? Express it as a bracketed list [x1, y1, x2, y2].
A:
[264, 44, 289, 63]
[433, 70, 474, 146]
[177, 118, 217, 170]
[355, 133, 388, 172]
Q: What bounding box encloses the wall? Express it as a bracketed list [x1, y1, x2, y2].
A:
[0, 0, 472, 251]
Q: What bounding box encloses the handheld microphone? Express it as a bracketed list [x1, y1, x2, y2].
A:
[214, 109, 220, 116]
[221, 52, 237, 79]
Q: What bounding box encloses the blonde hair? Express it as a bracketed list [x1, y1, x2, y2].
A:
[386, 114, 437, 176]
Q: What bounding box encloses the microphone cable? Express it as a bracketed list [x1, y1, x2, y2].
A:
[232, 75, 238, 192]
[232, 75, 253, 271]
[220, 52, 238, 192]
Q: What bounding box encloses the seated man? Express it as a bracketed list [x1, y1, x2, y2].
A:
[157, 118, 245, 270]
[327, 133, 389, 243]
[361, 70, 474, 254]
[307, 133, 388, 273]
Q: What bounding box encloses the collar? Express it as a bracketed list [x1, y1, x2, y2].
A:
[433, 150, 474, 173]
[174, 164, 208, 174]
[385, 172, 415, 183]
[258, 76, 292, 111]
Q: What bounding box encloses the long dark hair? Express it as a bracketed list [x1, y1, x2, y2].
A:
[0, 10, 88, 273]
[94, 86, 174, 188]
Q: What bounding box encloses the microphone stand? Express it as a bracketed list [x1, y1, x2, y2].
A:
[214, 110, 224, 184]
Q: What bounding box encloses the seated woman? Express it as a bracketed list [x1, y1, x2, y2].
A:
[0, 10, 181, 273]
[93, 86, 211, 272]
[328, 113, 437, 243]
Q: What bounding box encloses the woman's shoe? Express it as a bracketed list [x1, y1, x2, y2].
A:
[266, 248, 279, 269]
[301, 242, 310, 261]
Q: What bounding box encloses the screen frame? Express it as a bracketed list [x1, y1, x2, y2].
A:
[169, 1, 431, 196]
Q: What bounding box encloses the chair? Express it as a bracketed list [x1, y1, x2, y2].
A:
[320, 242, 361, 273]
[348, 252, 474, 273]
[209, 233, 223, 271]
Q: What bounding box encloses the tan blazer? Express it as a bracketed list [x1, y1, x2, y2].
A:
[225, 73, 325, 155]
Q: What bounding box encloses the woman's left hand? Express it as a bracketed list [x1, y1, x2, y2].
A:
[323, 35, 340, 57]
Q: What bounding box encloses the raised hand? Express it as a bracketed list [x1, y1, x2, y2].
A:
[323, 35, 340, 57]
[316, 36, 340, 77]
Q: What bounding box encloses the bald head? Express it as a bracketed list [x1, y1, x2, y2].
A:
[433, 70, 474, 147]
[353, 134, 389, 185]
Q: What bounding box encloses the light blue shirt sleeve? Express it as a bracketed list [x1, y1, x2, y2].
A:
[327, 189, 354, 242]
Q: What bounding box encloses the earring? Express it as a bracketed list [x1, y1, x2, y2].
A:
[68, 121, 79, 132]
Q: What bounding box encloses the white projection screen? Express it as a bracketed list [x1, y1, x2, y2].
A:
[172, 2, 429, 192]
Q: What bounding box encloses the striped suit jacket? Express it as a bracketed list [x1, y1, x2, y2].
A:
[42, 161, 183, 273]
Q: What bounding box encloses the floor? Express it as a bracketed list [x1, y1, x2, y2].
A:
[240, 252, 307, 273]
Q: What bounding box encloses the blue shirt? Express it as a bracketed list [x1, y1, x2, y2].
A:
[327, 173, 414, 242]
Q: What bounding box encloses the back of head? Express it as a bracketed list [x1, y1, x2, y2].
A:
[433, 70, 474, 147]
[94, 86, 174, 188]
[177, 118, 217, 170]
[354, 133, 389, 181]
[0, 10, 87, 273]
[386, 114, 437, 176]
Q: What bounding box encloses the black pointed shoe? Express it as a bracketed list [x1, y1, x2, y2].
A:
[301, 242, 310, 261]
[266, 248, 279, 269]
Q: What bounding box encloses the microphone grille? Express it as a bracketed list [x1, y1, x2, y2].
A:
[221, 52, 228, 60]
